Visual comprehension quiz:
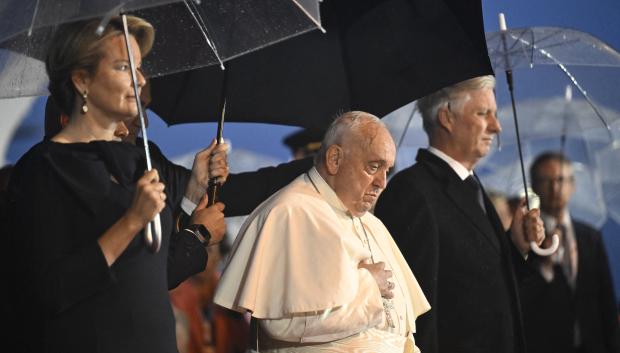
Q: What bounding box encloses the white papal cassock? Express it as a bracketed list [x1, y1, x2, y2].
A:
[214, 167, 430, 352]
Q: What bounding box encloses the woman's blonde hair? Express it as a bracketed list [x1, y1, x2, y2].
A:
[46, 15, 154, 116]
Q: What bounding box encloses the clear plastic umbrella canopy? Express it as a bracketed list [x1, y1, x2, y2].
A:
[596, 142, 620, 227]
[0, 0, 322, 98]
[477, 96, 620, 228]
[482, 26, 620, 228]
[497, 96, 620, 144]
[486, 26, 620, 70]
[477, 138, 611, 228]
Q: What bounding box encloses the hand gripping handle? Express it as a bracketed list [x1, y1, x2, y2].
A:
[144, 213, 162, 253]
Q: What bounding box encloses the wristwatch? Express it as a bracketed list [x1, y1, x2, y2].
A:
[184, 224, 211, 247]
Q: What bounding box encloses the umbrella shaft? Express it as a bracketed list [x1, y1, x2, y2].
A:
[207, 180, 220, 206]
[504, 69, 531, 210]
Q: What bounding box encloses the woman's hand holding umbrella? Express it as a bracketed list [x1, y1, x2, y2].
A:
[99, 169, 167, 266]
[184, 138, 229, 205]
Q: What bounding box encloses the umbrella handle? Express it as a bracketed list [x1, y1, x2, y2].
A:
[144, 213, 162, 253]
[529, 234, 560, 257]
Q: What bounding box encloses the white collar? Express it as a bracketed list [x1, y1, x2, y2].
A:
[307, 167, 350, 215]
[428, 146, 472, 181]
[541, 209, 572, 230]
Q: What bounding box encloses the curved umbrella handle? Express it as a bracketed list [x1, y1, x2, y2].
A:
[144, 213, 162, 253]
[529, 233, 560, 256]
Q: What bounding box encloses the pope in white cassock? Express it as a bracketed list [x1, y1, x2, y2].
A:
[214, 112, 430, 352]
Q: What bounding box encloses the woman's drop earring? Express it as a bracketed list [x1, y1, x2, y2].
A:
[81, 91, 88, 114]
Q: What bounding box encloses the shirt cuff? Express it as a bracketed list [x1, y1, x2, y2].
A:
[181, 196, 197, 215]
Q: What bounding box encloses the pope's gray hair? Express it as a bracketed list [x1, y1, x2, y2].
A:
[314, 111, 384, 166]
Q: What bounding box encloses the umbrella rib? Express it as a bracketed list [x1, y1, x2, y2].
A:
[27, 0, 41, 36]
[543, 54, 613, 139]
[506, 33, 614, 140]
[529, 27, 564, 47]
[291, 0, 326, 33]
[532, 39, 581, 53]
[183, 0, 225, 70]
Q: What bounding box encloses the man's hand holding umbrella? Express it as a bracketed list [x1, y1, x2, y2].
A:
[510, 199, 546, 256]
[190, 192, 226, 246]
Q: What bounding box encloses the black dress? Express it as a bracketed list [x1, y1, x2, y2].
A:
[8, 140, 207, 353]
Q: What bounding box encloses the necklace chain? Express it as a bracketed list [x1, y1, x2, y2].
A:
[357, 217, 395, 328]
[306, 172, 396, 328]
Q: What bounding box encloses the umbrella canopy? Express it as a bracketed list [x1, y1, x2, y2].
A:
[596, 143, 620, 226]
[0, 0, 322, 98]
[497, 95, 620, 144]
[148, 0, 494, 129]
[486, 26, 620, 70]
[478, 140, 611, 229]
[487, 26, 620, 139]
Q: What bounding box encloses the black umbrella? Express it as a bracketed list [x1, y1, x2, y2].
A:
[149, 0, 494, 129]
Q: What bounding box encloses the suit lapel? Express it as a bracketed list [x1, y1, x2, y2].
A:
[417, 150, 501, 254]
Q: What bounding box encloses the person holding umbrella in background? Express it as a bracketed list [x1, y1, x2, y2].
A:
[375, 75, 546, 353]
[520, 151, 620, 353]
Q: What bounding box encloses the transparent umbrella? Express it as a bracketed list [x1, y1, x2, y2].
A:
[487, 15, 620, 254]
[596, 142, 620, 226]
[478, 134, 616, 230]
[0, 0, 322, 252]
[479, 88, 620, 226]
[0, 0, 322, 98]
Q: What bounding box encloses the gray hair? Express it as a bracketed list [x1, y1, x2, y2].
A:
[314, 111, 384, 166]
[417, 75, 496, 136]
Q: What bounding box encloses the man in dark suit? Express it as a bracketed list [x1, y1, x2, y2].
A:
[520, 152, 620, 353]
[374, 75, 545, 353]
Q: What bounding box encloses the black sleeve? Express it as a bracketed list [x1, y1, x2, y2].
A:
[166, 229, 208, 289]
[218, 157, 313, 217]
[374, 176, 439, 353]
[149, 141, 209, 289]
[593, 231, 620, 352]
[148, 141, 191, 208]
[507, 231, 537, 282]
[9, 154, 115, 317]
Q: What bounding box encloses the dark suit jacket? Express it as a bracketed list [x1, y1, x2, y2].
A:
[520, 221, 620, 353]
[218, 157, 314, 216]
[147, 139, 314, 218]
[375, 149, 529, 353]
